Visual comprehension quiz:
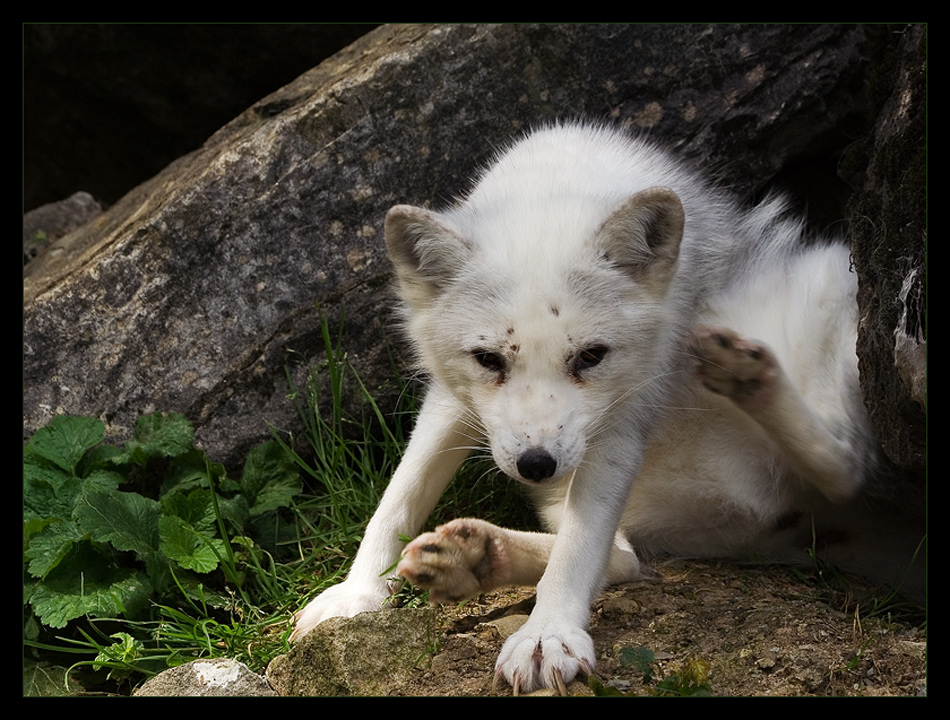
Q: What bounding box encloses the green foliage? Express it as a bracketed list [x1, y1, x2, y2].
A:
[24, 412, 301, 632]
[619, 645, 660, 683]
[21, 317, 416, 694]
[23, 659, 79, 697]
[650, 657, 713, 697]
[23, 411, 303, 696]
[590, 646, 714, 697]
[267, 316, 414, 604]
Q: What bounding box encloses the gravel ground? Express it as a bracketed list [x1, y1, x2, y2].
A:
[393, 559, 926, 697]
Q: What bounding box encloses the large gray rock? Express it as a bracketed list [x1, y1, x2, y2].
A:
[25, 24, 888, 472]
[848, 24, 926, 472]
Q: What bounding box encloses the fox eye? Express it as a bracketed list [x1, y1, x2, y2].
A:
[573, 345, 608, 373]
[473, 350, 506, 373]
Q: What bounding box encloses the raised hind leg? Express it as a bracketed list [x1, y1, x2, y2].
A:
[690, 325, 864, 503]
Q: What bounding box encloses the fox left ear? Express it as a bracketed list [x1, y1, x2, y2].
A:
[595, 187, 685, 287]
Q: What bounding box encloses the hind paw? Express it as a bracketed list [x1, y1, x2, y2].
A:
[396, 518, 509, 603]
[691, 326, 777, 408]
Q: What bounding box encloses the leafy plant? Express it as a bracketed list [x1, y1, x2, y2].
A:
[24, 412, 300, 631]
[619, 645, 660, 683]
[22, 411, 305, 694]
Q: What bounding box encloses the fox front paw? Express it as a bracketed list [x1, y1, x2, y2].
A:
[396, 518, 509, 603]
[494, 619, 595, 695]
[691, 325, 777, 408]
[289, 580, 388, 642]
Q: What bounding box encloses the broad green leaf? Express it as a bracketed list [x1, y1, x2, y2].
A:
[109, 412, 195, 466]
[24, 416, 104, 475]
[27, 543, 152, 626]
[619, 645, 656, 671]
[24, 518, 85, 579]
[23, 461, 79, 522]
[159, 447, 226, 496]
[158, 515, 225, 573]
[160, 488, 218, 533]
[79, 468, 126, 496]
[24, 461, 123, 524]
[74, 491, 160, 556]
[24, 516, 55, 543]
[30, 567, 152, 628]
[132, 411, 194, 455]
[23, 659, 81, 697]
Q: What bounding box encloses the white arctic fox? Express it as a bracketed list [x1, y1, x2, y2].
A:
[291, 123, 880, 693]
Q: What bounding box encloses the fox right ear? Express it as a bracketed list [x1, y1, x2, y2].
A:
[384, 205, 472, 307]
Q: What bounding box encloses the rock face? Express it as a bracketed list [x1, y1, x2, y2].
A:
[848, 25, 926, 473]
[28, 23, 914, 476]
[23, 191, 103, 262]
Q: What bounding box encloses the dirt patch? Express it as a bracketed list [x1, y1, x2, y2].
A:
[393, 560, 926, 697]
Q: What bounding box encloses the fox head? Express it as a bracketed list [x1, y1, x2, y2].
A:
[384, 186, 686, 484]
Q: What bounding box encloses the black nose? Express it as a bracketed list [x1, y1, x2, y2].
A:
[516, 448, 558, 482]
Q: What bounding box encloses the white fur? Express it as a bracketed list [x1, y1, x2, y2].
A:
[291, 123, 875, 694]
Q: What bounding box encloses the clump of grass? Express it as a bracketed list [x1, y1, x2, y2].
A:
[793, 517, 927, 627]
[268, 316, 414, 603]
[650, 657, 713, 697]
